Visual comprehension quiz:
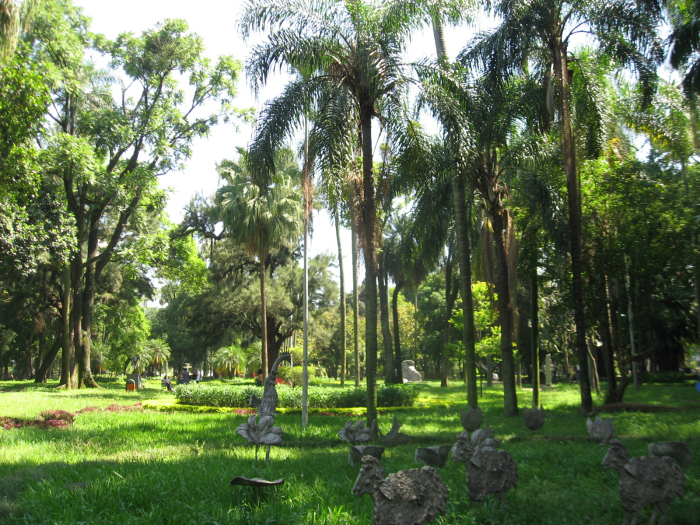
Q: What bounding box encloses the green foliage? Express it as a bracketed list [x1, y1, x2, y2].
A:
[174, 382, 417, 408]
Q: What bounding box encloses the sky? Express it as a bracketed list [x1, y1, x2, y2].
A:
[71, 0, 476, 280]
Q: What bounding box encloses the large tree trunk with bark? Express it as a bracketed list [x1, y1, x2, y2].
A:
[451, 170, 478, 408]
[35, 332, 61, 383]
[490, 205, 518, 416]
[553, 41, 593, 414]
[260, 259, 269, 377]
[60, 264, 73, 389]
[360, 113, 379, 430]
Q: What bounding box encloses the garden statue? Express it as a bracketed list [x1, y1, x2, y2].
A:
[235, 415, 283, 467]
[123, 354, 143, 388]
[649, 441, 692, 468]
[459, 405, 483, 432]
[401, 360, 422, 383]
[249, 352, 292, 418]
[523, 405, 546, 434]
[603, 439, 685, 525]
[587, 416, 614, 446]
[374, 415, 411, 447]
[348, 444, 385, 466]
[353, 455, 447, 525]
[339, 419, 374, 444]
[415, 446, 451, 468]
[237, 352, 291, 465]
[452, 425, 518, 504]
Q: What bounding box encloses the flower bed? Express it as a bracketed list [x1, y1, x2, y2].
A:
[173, 383, 417, 408]
[1, 410, 77, 430]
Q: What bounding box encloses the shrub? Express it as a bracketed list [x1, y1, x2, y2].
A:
[174, 383, 417, 408]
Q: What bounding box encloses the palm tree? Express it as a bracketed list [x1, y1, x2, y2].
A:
[143, 339, 171, 375]
[240, 0, 415, 428]
[212, 344, 248, 378]
[459, 0, 662, 414]
[214, 147, 302, 379]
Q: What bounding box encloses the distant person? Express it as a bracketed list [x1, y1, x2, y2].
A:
[195, 368, 202, 383]
[256, 369, 263, 386]
[162, 375, 173, 391]
[181, 368, 190, 384]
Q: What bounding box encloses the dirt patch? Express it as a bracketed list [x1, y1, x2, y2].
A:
[592, 403, 680, 414]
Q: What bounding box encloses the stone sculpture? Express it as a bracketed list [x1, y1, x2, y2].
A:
[603, 439, 685, 525]
[401, 360, 422, 383]
[349, 444, 385, 466]
[452, 424, 517, 504]
[415, 446, 451, 468]
[353, 455, 447, 525]
[236, 353, 291, 465]
[374, 415, 411, 447]
[649, 441, 692, 468]
[339, 419, 374, 444]
[459, 405, 483, 432]
[587, 415, 614, 446]
[523, 405, 546, 434]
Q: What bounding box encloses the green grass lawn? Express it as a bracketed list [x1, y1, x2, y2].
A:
[1, 379, 699, 524]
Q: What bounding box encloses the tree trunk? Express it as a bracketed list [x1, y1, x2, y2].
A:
[600, 275, 618, 404]
[531, 256, 540, 408]
[360, 113, 378, 431]
[60, 263, 73, 389]
[392, 284, 404, 383]
[35, 332, 61, 383]
[334, 204, 347, 388]
[378, 253, 395, 384]
[260, 259, 269, 378]
[352, 214, 361, 386]
[553, 41, 592, 414]
[441, 246, 458, 388]
[79, 257, 100, 388]
[452, 170, 478, 408]
[490, 206, 518, 416]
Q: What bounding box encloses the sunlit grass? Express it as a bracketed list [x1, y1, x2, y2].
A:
[1, 379, 699, 523]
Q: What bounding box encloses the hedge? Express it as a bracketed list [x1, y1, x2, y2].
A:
[173, 383, 417, 408]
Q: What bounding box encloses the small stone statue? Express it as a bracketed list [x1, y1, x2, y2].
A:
[460, 405, 483, 432]
[374, 415, 411, 447]
[603, 439, 685, 525]
[587, 416, 614, 446]
[353, 455, 447, 525]
[523, 405, 546, 434]
[415, 446, 451, 468]
[235, 415, 283, 467]
[452, 424, 517, 504]
[237, 353, 291, 465]
[339, 419, 374, 444]
[649, 441, 692, 468]
[349, 444, 385, 466]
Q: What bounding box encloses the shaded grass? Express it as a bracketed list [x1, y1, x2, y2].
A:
[1, 379, 699, 524]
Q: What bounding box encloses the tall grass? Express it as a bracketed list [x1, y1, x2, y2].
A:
[1, 379, 698, 524]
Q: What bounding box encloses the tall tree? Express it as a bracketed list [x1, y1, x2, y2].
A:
[214, 147, 303, 377]
[31, 2, 241, 387]
[460, 0, 662, 413]
[240, 0, 415, 428]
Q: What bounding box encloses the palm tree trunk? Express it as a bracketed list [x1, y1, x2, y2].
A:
[334, 204, 347, 387]
[360, 114, 379, 430]
[352, 214, 361, 386]
[491, 207, 518, 416]
[531, 257, 540, 407]
[441, 246, 458, 387]
[260, 259, 268, 378]
[452, 170, 478, 408]
[379, 253, 395, 384]
[392, 284, 404, 383]
[553, 43, 592, 414]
